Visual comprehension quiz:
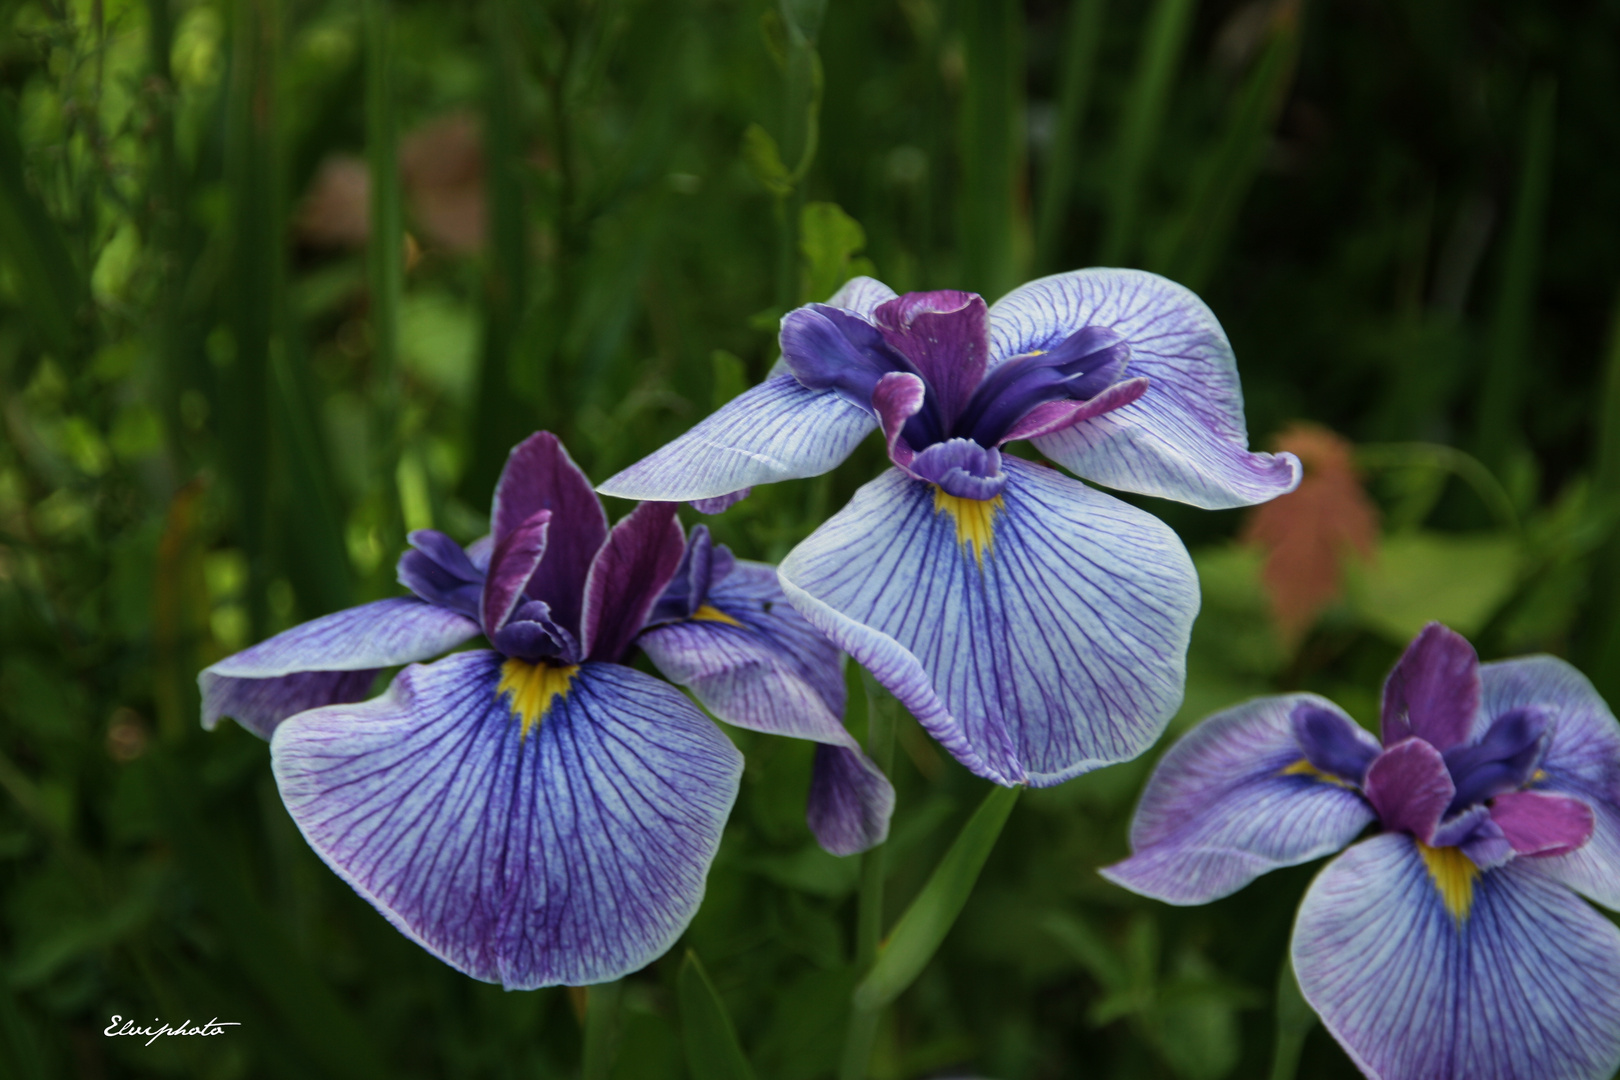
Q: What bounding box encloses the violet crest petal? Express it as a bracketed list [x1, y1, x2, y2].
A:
[1363, 738, 1455, 843]
[997, 377, 1150, 445]
[778, 459, 1199, 788]
[1381, 622, 1481, 751]
[1102, 694, 1376, 905]
[1443, 705, 1552, 812]
[397, 547, 482, 618]
[270, 653, 742, 989]
[1293, 833, 1620, 1080]
[597, 375, 876, 502]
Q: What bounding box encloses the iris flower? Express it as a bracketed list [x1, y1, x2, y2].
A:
[1105, 623, 1620, 1080]
[600, 271, 1300, 786]
[200, 432, 890, 988]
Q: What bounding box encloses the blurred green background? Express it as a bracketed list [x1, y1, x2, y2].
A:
[4, 0, 1620, 1076]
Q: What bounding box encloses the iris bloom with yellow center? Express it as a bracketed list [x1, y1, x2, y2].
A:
[199, 433, 889, 988]
[601, 271, 1300, 786]
[1105, 623, 1620, 1080]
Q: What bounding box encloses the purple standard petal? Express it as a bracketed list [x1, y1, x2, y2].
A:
[1293, 832, 1620, 1080]
[871, 291, 988, 430]
[581, 502, 687, 664]
[1381, 623, 1482, 751]
[992, 270, 1300, 509]
[200, 597, 481, 738]
[1491, 791, 1595, 858]
[271, 653, 742, 989]
[1481, 656, 1620, 909]
[489, 433, 608, 638]
[597, 375, 877, 503]
[778, 458, 1200, 788]
[1363, 738, 1454, 844]
[1102, 694, 1376, 905]
[480, 510, 551, 638]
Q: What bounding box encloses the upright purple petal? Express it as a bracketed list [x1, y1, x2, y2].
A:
[1293, 833, 1620, 1080]
[1381, 623, 1481, 751]
[1102, 694, 1376, 904]
[1363, 738, 1454, 843]
[1443, 706, 1551, 811]
[581, 502, 687, 664]
[271, 653, 742, 989]
[200, 598, 481, 738]
[596, 375, 877, 503]
[778, 459, 1199, 788]
[489, 433, 608, 638]
[1481, 656, 1620, 909]
[871, 291, 988, 428]
[989, 269, 1300, 509]
[397, 532, 482, 619]
[480, 510, 550, 637]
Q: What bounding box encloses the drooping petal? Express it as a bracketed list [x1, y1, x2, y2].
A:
[690, 488, 751, 515]
[807, 743, 894, 856]
[1381, 622, 1481, 751]
[996, 377, 1149, 445]
[1101, 694, 1376, 905]
[271, 653, 742, 989]
[990, 269, 1299, 509]
[200, 598, 482, 738]
[581, 502, 686, 664]
[1480, 656, 1620, 910]
[1363, 738, 1454, 843]
[596, 375, 877, 503]
[488, 432, 608, 638]
[480, 510, 551, 638]
[1491, 791, 1595, 858]
[778, 458, 1200, 787]
[1293, 833, 1620, 1080]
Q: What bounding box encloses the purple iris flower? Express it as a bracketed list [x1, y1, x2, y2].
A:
[599, 272, 1301, 787]
[1104, 623, 1620, 1080]
[199, 432, 891, 988]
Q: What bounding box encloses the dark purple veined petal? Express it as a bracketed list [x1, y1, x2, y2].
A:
[1480, 656, 1620, 910]
[872, 371, 926, 472]
[1382, 623, 1482, 752]
[1102, 694, 1376, 905]
[990, 269, 1300, 509]
[270, 652, 742, 989]
[200, 597, 481, 738]
[1363, 738, 1454, 843]
[1443, 706, 1551, 812]
[596, 375, 877, 503]
[636, 559, 891, 855]
[581, 502, 687, 664]
[870, 290, 988, 432]
[1491, 791, 1595, 858]
[1293, 833, 1620, 1080]
[480, 509, 551, 638]
[488, 432, 608, 639]
[778, 458, 1199, 788]
[1292, 702, 1380, 786]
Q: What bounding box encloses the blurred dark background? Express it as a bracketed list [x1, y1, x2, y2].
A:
[2, 0, 1618, 1076]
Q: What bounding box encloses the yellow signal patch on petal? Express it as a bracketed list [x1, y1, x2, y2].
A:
[933, 487, 1003, 567]
[497, 658, 579, 740]
[1417, 842, 1478, 923]
[1280, 758, 1356, 790]
[692, 604, 742, 626]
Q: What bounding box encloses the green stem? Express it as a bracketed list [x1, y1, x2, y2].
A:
[1354, 442, 1520, 531]
[581, 980, 623, 1080]
[840, 672, 897, 1080]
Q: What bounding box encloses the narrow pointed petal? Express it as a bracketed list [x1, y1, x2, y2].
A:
[778, 459, 1199, 787]
[1382, 623, 1482, 750]
[990, 269, 1299, 509]
[597, 375, 877, 503]
[1364, 738, 1455, 843]
[808, 743, 894, 856]
[200, 598, 481, 738]
[824, 275, 899, 317]
[480, 510, 551, 637]
[489, 432, 608, 637]
[1102, 694, 1376, 904]
[581, 502, 687, 664]
[1491, 791, 1595, 858]
[271, 653, 742, 989]
[1293, 833, 1620, 1080]
[1481, 656, 1620, 909]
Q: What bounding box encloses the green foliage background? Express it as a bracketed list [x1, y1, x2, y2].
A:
[3, 0, 1620, 1076]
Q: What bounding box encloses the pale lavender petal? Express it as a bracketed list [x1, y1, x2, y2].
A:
[1293, 833, 1620, 1080]
[489, 432, 608, 638]
[480, 510, 551, 637]
[1363, 738, 1454, 844]
[581, 502, 687, 664]
[596, 375, 876, 502]
[807, 743, 894, 856]
[778, 459, 1200, 787]
[200, 598, 481, 738]
[1491, 791, 1595, 858]
[271, 653, 742, 989]
[1381, 622, 1481, 751]
[871, 290, 988, 428]
[824, 275, 899, 317]
[1102, 694, 1376, 904]
[690, 488, 751, 515]
[1480, 655, 1620, 909]
[993, 269, 1300, 509]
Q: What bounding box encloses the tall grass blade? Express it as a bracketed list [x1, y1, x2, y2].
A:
[0, 98, 84, 361]
[365, 0, 404, 526]
[1034, 0, 1108, 273]
[679, 951, 756, 1080]
[958, 0, 1023, 297]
